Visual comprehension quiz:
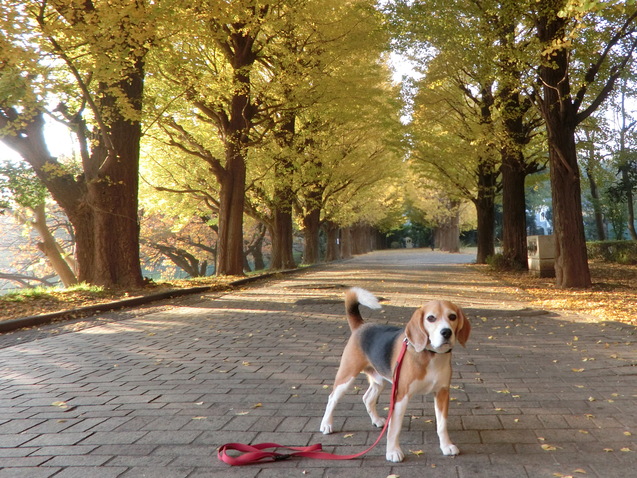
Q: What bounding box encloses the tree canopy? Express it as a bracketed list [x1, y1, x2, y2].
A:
[2, 0, 637, 290]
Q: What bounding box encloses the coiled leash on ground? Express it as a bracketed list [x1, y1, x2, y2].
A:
[218, 339, 409, 466]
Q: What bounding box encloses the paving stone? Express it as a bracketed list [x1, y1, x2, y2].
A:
[0, 250, 634, 477]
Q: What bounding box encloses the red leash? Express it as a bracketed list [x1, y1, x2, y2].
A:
[218, 339, 409, 465]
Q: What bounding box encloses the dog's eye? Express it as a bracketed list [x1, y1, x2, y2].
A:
[448, 314, 457, 321]
[426, 315, 436, 322]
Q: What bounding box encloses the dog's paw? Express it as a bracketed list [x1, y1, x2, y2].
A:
[320, 422, 333, 435]
[441, 443, 459, 456]
[386, 447, 404, 463]
[372, 417, 386, 428]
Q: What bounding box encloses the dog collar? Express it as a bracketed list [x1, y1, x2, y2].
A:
[404, 338, 452, 354]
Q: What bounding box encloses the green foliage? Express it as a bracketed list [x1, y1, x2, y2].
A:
[486, 253, 527, 271]
[587, 240, 637, 264]
[0, 163, 47, 209]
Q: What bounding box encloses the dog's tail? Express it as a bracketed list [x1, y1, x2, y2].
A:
[345, 287, 382, 331]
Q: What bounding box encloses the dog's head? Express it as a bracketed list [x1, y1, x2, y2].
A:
[405, 300, 470, 353]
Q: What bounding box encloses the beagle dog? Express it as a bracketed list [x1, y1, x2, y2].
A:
[320, 287, 470, 462]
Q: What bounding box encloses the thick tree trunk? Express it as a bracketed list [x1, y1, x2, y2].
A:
[216, 55, 253, 275]
[1, 65, 145, 289]
[302, 201, 322, 264]
[325, 222, 341, 262]
[437, 205, 460, 253]
[217, 150, 246, 276]
[475, 167, 497, 264]
[501, 152, 528, 268]
[340, 227, 353, 259]
[84, 70, 144, 287]
[537, 5, 591, 288]
[547, 129, 591, 287]
[269, 208, 296, 270]
[270, 119, 297, 270]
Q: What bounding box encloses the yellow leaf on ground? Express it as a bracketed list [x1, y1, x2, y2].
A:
[541, 444, 558, 451]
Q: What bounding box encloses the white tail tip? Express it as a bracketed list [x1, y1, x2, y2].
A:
[349, 287, 382, 310]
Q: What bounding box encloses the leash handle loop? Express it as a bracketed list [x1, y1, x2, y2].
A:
[218, 339, 409, 466]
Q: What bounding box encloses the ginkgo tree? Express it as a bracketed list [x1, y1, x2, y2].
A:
[0, 0, 156, 288]
[144, 0, 399, 273]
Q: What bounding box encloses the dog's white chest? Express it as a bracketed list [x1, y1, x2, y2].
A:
[409, 355, 452, 395]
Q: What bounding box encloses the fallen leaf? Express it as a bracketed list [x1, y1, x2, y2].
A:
[572, 368, 585, 373]
[620, 447, 631, 452]
[192, 416, 207, 420]
[252, 403, 262, 408]
[409, 449, 424, 456]
[624, 431, 632, 436]
[541, 444, 558, 451]
[344, 433, 354, 438]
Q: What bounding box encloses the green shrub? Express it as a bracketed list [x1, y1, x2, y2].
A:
[587, 240, 637, 264]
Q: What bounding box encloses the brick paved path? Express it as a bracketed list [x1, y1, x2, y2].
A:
[0, 250, 635, 477]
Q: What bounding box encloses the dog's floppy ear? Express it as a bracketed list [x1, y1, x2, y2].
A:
[405, 308, 428, 352]
[455, 306, 471, 346]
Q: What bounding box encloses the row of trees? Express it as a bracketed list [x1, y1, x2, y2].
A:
[386, 0, 637, 287]
[0, 0, 405, 289]
[2, 0, 637, 290]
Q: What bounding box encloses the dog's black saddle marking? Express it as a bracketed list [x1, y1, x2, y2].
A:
[360, 325, 403, 378]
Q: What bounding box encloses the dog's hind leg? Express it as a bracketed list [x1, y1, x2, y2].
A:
[320, 376, 356, 434]
[363, 373, 387, 428]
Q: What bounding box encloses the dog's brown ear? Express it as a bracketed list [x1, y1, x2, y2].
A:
[405, 308, 428, 352]
[456, 307, 471, 346]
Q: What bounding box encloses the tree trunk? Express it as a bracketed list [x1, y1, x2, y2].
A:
[475, 165, 497, 264]
[269, 208, 296, 270]
[83, 66, 144, 288]
[270, 117, 297, 270]
[582, 136, 606, 241]
[1, 69, 145, 289]
[500, 151, 528, 268]
[216, 52, 254, 275]
[217, 150, 246, 275]
[536, 5, 591, 288]
[325, 222, 341, 262]
[302, 204, 322, 265]
[341, 227, 352, 259]
[438, 205, 460, 252]
[30, 203, 78, 287]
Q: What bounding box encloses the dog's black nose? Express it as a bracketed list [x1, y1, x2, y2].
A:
[441, 328, 452, 340]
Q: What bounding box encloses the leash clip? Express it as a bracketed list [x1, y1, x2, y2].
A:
[273, 453, 291, 461]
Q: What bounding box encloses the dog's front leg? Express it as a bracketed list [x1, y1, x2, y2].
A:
[385, 395, 409, 462]
[434, 388, 459, 456]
